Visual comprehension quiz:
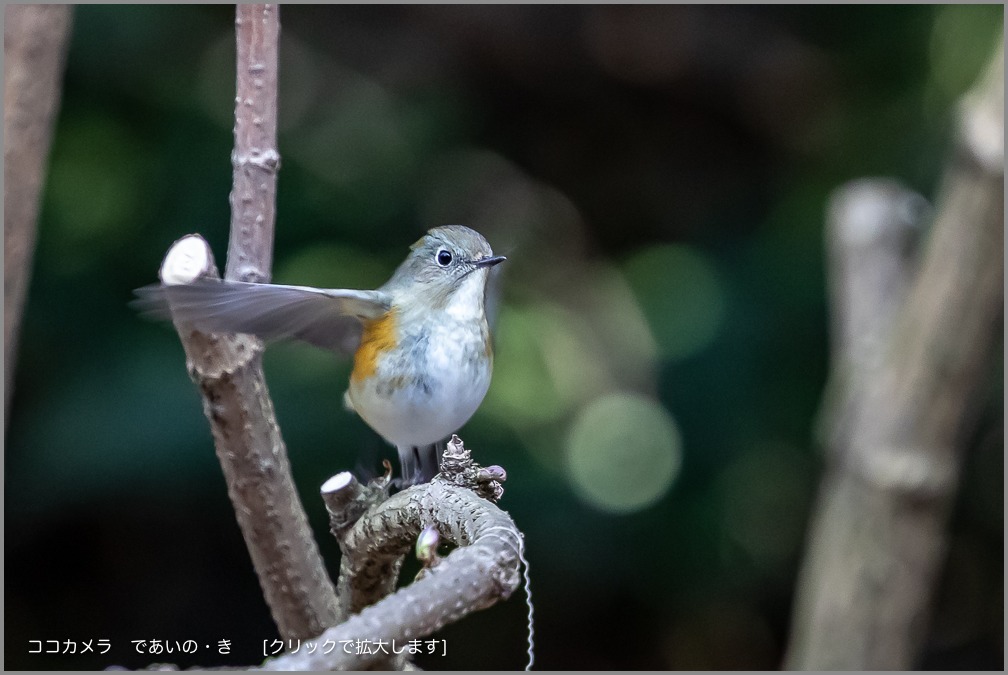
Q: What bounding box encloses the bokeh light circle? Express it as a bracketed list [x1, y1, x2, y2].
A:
[565, 391, 682, 514]
[622, 244, 727, 361]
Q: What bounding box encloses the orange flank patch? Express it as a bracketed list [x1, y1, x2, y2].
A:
[351, 309, 398, 383]
[483, 325, 494, 361]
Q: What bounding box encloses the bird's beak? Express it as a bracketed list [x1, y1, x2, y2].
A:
[474, 255, 506, 268]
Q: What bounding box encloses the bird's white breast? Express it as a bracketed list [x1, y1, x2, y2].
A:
[346, 295, 492, 447]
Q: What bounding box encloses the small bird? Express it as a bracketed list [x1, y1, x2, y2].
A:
[134, 225, 505, 485]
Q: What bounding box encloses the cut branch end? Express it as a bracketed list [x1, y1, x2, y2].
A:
[159, 234, 217, 285]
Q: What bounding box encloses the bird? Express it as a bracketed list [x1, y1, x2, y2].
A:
[133, 225, 505, 485]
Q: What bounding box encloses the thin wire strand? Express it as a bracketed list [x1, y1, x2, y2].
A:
[518, 533, 535, 671]
[479, 524, 534, 669]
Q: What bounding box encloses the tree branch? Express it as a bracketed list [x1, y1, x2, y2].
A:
[227, 3, 280, 284]
[262, 439, 522, 671]
[785, 38, 1004, 670]
[3, 4, 72, 429]
[324, 438, 510, 624]
[156, 4, 339, 642]
[814, 178, 926, 458]
[145, 6, 528, 664]
[133, 438, 523, 671]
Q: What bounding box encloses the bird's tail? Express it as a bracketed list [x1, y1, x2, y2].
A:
[396, 441, 445, 486]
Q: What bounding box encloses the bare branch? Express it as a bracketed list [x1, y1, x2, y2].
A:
[154, 5, 340, 641]
[262, 447, 523, 671]
[815, 178, 926, 456]
[322, 470, 391, 543]
[159, 234, 339, 642]
[227, 3, 280, 284]
[142, 5, 527, 663]
[4, 4, 72, 428]
[786, 38, 1004, 670]
[131, 439, 523, 671]
[329, 437, 511, 623]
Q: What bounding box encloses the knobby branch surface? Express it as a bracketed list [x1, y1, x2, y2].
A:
[160, 4, 339, 642]
[137, 437, 523, 671]
[785, 39, 1004, 670]
[3, 4, 73, 428]
[228, 3, 280, 284]
[325, 438, 511, 624]
[264, 438, 522, 671]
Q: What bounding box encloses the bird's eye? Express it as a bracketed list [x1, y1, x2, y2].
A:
[436, 249, 453, 267]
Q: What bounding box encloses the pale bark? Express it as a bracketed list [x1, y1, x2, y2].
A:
[146, 5, 529, 665]
[3, 4, 72, 427]
[786, 39, 1004, 670]
[158, 5, 340, 642]
[263, 439, 523, 671]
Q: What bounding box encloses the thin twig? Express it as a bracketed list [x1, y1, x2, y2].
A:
[227, 3, 280, 284]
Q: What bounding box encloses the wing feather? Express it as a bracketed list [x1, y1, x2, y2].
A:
[132, 279, 391, 354]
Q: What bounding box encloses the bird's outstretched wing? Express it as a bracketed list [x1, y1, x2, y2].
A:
[132, 278, 392, 354]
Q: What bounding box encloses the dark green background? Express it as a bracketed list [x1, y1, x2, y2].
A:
[6, 5, 1003, 670]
